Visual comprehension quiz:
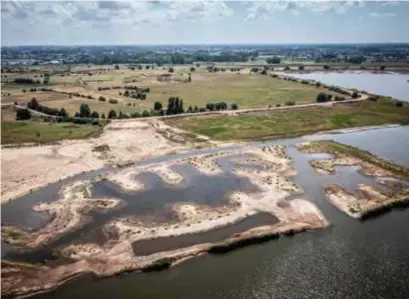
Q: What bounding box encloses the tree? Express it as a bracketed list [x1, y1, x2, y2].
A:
[142, 110, 150, 117]
[16, 108, 31, 120]
[351, 91, 359, 99]
[193, 106, 199, 113]
[59, 108, 68, 117]
[115, 65, 120, 70]
[316, 92, 330, 103]
[168, 67, 174, 73]
[187, 106, 193, 113]
[231, 103, 238, 110]
[266, 57, 281, 64]
[27, 98, 39, 110]
[91, 111, 100, 118]
[101, 113, 106, 119]
[298, 65, 305, 70]
[79, 103, 91, 117]
[154, 101, 163, 111]
[108, 109, 117, 119]
[98, 96, 106, 102]
[190, 67, 195, 72]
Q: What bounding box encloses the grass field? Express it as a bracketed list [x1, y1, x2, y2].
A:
[165, 100, 409, 141]
[134, 72, 338, 110]
[43, 98, 141, 116]
[1, 122, 103, 144]
[2, 67, 343, 116]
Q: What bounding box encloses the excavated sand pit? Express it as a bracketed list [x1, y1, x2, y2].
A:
[1, 145, 330, 298]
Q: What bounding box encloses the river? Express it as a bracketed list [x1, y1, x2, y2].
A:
[14, 125, 406, 299]
[280, 71, 409, 102]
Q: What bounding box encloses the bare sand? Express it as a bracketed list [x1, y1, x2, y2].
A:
[324, 183, 409, 219]
[1, 119, 197, 204]
[1, 144, 329, 298]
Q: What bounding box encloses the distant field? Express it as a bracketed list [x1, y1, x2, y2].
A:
[165, 100, 409, 141]
[44, 98, 141, 116]
[141, 72, 336, 110]
[1, 121, 103, 144]
[3, 66, 346, 116]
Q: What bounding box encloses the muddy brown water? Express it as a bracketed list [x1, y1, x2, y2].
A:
[2, 125, 409, 299]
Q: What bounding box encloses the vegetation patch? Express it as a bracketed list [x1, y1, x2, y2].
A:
[165, 99, 409, 141]
[1, 122, 103, 145]
[141, 258, 172, 272]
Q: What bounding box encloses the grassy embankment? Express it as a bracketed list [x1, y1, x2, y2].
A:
[165, 99, 409, 141]
[1, 122, 103, 145]
[300, 140, 409, 179]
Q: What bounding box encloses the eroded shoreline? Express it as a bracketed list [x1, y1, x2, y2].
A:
[298, 140, 409, 218]
[1, 145, 329, 298]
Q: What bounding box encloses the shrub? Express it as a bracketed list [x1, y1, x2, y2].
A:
[231, 103, 238, 110]
[16, 108, 31, 120]
[285, 101, 296, 106]
[316, 92, 331, 103]
[168, 67, 174, 73]
[141, 258, 172, 272]
[108, 109, 117, 119]
[298, 65, 305, 70]
[334, 96, 346, 101]
[351, 91, 359, 99]
[276, 104, 281, 107]
[368, 96, 378, 102]
[396, 101, 403, 107]
[98, 96, 106, 102]
[109, 99, 118, 104]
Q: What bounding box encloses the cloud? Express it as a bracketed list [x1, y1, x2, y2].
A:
[245, 0, 366, 21]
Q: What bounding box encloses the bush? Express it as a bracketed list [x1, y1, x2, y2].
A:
[351, 91, 359, 99]
[141, 258, 172, 272]
[334, 96, 346, 101]
[285, 101, 296, 106]
[368, 96, 378, 102]
[168, 67, 174, 73]
[98, 96, 106, 102]
[109, 99, 118, 104]
[316, 92, 331, 103]
[231, 103, 238, 110]
[298, 65, 305, 70]
[108, 109, 117, 119]
[16, 108, 31, 120]
[276, 104, 281, 107]
[396, 101, 403, 107]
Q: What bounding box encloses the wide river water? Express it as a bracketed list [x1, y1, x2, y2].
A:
[1, 125, 403, 299]
[281, 71, 409, 102]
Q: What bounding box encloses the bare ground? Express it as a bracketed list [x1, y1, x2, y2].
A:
[1, 119, 199, 204]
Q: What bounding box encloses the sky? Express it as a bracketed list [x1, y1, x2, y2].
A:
[1, 0, 409, 46]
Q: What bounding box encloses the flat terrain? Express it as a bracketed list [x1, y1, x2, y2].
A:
[1, 122, 103, 144]
[1, 66, 344, 117]
[165, 99, 409, 140]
